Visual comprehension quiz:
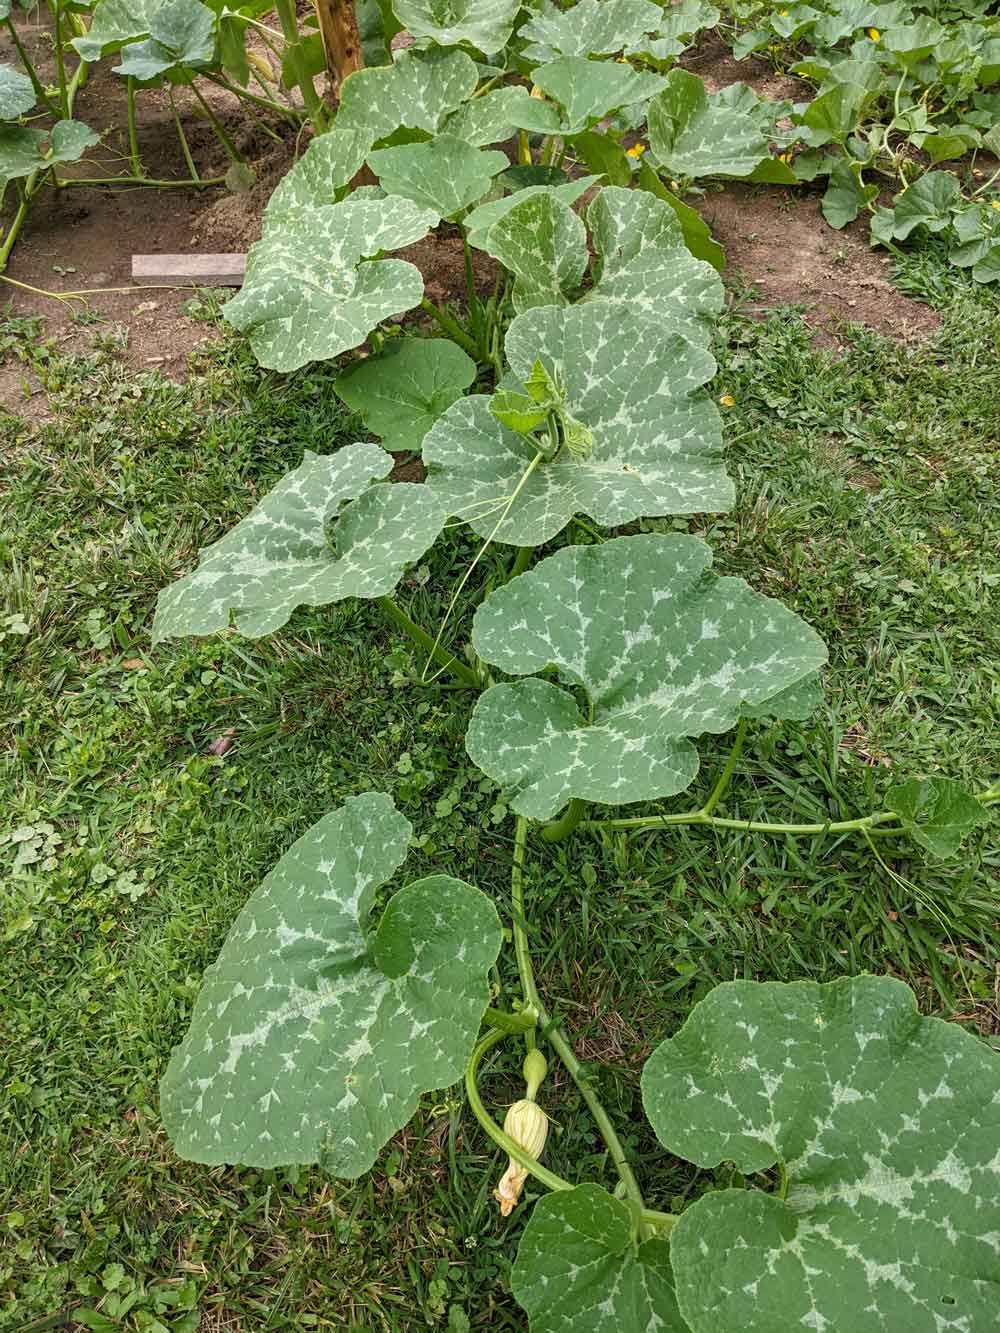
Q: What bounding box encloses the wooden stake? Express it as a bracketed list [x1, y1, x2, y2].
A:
[312, 0, 363, 103]
[131, 253, 246, 286]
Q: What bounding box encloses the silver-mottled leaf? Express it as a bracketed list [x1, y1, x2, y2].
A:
[367, 135, 509, 218]
[337, 46, 479, 143]
[586, 185, 723, 343]
[511, 1184, 685, 1331]
[113, 0, 214, 78]
[645, 975, 1000, 1333]
[519, 0, 662, 64]
[265, 128, 374, 224]
[648, 68, 771, 177]
[153, 445, 447, 640]
[333, 337, 477, 453]
[463, 178, 599, 249]
[73, 0, 171, 59]
[424, 302, 732, 547]
[224, 195, 437, 371]
[160, 792, 502, 1176]
[441, 84, 564, 147]
[477, 191, 588, 312]
[532, 55, 667, 134]
[467, 535, 827, 818]
[392, 0, 521, 54]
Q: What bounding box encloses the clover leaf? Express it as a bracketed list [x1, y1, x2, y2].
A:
[884, 776, 990, 858]
[466, 535, 826, 819]
[532, 56, 668, 135]
[152, 444, 447, 641]
[392, 0, 521, 55]
[648, 68, 772, 177]
[336, 46, 479, 145]
[223, 194, 437, 371]
[644, 975, 1000, 1333]
[0, 63, 35, 119]
[424, 302, 732, 548]
[511, 1184, 685, 1331]
[333, 337, 477, 454]
[160, 792, 502, 1176]
[367, 135, 509, 219]
[519, 0, 663, 65]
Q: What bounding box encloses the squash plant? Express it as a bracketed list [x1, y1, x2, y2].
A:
[152, 44, 1000, 1318]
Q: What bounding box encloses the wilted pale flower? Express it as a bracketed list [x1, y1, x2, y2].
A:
[494, 1099, 549, 1216]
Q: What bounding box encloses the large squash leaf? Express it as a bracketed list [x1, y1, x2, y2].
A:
[586, 185, 723, 343]
[511, 1184, 685, 1331]
[441, 84, 564, 147]
[467, 535, 826, 818]
[113, 0, 215, 78]
[333, 337, 477, 454]
[644, 975, 1000, 1332]
[336, 46, 478, 144]
[367, 135, 509, 219]
[424, 302, 732, 548]
[0, 63, 35, 119]
[223, 194, 437, 371]
[160, 792, 502, 1176]
[463, 178, 598, 249]
[152, 445, 446, 641]
[0, 119, 99, 188]
[627, 0, 720, 65]
[519, 0, 662, 64]
[393, 0, 521, 54]
[477, 191, 589, 312]
[532, 56, 667, 135]
[648, 68, 771, 178]
[261, 128, 374, 224]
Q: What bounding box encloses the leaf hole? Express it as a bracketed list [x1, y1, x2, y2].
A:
[941, 1295, 956, 1306]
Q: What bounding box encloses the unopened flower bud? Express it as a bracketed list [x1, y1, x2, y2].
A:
[493, 1099, 548, 1216]
[523, 1048, 547, 1101]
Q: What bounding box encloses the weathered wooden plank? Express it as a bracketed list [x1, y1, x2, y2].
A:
[131, 253, 247, 286]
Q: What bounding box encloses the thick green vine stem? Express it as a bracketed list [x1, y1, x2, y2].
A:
[510, 817, 648, 1217]
[541, 797, 589, 843]
[375, 595, 481, 689]
[465, 1027, 677, 1233]
[482, 1006, 538, 1035]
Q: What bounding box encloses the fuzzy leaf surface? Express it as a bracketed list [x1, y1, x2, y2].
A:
[441, 84, 563, 146]
[0, 63, 35, 119]
[0, 119, 99, 185]
[336, 47, 478, 144]
[467, 535, 826, 817]
[425, 303, 731, 548]
[73, 0, 173, 58]
[648, 68, 771, 177]
[532, 56, 667, 134]
[153, 445, 446, 640]
[519, 0, 662, 64]
[367, 135, 508, 218]
[333, 338, 476, 453]
[586, 185, 723, 343]
[884, 776, 989, 857]
[392, 0, 521, 53]
[160, 792, 502, 1176]
[511, 1184, 685, 1331]
[224, 195, 436, 371]
[644, 975, 1000, 1333]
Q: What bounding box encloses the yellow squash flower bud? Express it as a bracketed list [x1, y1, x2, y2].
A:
[523, 1048, 547, 1101]
[494, 1099, 549, 1216]
[247, 51, 276, 84]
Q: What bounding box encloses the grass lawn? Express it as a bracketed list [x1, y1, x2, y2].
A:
[2, 254, 998, 1331]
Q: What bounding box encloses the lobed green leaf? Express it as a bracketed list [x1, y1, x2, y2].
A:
[160, 793, 502, 1176]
